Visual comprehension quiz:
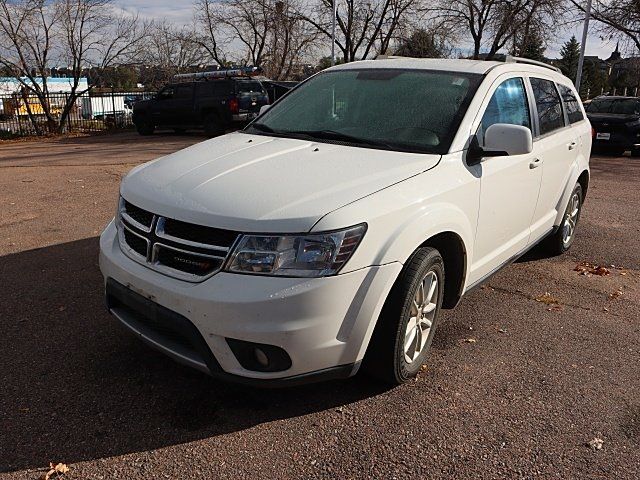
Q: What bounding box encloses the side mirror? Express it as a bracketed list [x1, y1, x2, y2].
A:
[259, 104, 270, 115]
[467, 123, 533, 166]
[484, 123, 533, 156]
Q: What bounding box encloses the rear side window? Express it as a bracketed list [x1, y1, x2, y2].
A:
[174, 85, 193, 99]
[530, 78, 565, 135]
[558, 84, 584, 124]
[479, 78, 531, 143]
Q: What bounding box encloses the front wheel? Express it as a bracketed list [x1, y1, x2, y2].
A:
[363, 247, 445, 385]
[135, 121, 154, 136]
[545, 183, 583, 255]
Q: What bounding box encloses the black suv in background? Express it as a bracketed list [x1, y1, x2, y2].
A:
[132, 77, 269, 136]
[586, 96, 640, 156]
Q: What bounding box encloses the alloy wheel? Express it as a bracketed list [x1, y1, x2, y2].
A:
[404, 270, 438, 364]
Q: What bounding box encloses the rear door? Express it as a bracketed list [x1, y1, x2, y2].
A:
[156, 84, 194, 126]
[472, 75, 543, 280]
[528, 78, 580, 241]
[235, 79, 269, 120]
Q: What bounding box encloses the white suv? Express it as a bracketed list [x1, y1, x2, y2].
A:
[100, 58, 591, 385]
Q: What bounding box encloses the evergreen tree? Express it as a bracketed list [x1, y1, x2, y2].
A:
[512, 28, 546, 62]
[558, 36, 581, 80]
[394, 29, 447, 59]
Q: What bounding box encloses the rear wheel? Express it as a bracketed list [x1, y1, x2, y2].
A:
[204, 114, 225, 137]
[632, 147, 640, 158]
[135, 121, 154, 136]
[363, 247, 444, 385]
[545, 183, 583, 255]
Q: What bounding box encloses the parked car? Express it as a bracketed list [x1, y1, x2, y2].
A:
[586, 96, 640, 156]
[100, 57, 591, 386]
[132, 74, 269, 136]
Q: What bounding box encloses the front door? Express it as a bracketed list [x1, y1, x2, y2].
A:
[152, 84, 194, 126]
[471, 76, 543, 282]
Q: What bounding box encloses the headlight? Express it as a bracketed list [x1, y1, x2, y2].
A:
[226, 224, 366, 277]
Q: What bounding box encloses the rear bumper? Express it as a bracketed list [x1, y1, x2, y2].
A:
[592, 129, 640, 150]
[99, 220, 401, 384]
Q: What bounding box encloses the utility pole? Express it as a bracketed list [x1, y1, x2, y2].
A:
[331, 0, 337, 65]
[575, 0, 593, 91]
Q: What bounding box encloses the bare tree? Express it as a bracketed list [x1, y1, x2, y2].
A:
[301, 0, 419, 63]
[0, 0, 59, 133]
[430, 0, 561, 60]
[0, 0, 147, 133]
[192, 0, 229, 66]
[571, 0, 640, 52]
[146, 21, 207, 70]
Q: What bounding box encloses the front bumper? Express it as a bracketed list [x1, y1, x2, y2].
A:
[99, 220, 401, 384]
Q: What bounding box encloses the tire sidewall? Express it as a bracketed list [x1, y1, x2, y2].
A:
[560, 183, 583, 252]
[394, 251, 445, 382]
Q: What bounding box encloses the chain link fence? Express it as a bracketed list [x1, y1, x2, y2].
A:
[0, 91, 155, 137]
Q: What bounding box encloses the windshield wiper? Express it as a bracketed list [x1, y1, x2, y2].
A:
[285, 129, 395, 149]
[247, 122, 275, 133]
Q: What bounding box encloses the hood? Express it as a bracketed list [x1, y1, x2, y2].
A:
[121, 132, 440, 232]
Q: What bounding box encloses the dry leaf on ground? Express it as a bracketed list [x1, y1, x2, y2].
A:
[609, 288, 624, 299]
[40, 462, 69, 480]
[535, 292, 560, 305]
[587, 437, 604, 451]
[574, 262, 610, 276]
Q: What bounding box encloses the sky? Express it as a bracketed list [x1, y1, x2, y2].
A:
[113, 1, 622, 61]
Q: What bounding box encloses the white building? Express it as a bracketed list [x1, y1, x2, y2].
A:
[0, 77, 89, 95]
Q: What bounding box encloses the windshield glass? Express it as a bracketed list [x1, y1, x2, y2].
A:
[237, 80, 264, 93]
[587, 98, 640, 115]
[244, 69, 483, 154]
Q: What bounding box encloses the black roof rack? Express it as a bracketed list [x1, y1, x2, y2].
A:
[172, 67, 261, 82]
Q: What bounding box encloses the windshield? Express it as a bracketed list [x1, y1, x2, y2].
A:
[587, 98, 640, 115]
[244, 69, 483, 154]
[237, 80, 264, 93]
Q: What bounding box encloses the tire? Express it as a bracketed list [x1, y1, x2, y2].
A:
[631, 147, 640, 158]
[363, 247, 445, 385]
[203, 114, 225, 137]
[545, 183, 583, 255]
[135, 122, 154, 136]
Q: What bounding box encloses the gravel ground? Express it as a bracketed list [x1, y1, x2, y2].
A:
[0, 132, 638, 479]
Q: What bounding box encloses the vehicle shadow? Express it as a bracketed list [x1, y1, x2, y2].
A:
[0, 238, 390, 473]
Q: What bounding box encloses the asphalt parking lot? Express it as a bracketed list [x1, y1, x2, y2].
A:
[1, 132, 639, 479]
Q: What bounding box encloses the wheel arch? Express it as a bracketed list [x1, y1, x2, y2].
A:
[419, 231, 467, 309]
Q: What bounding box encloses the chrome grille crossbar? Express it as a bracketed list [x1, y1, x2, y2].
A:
[117, 199, 239, 282]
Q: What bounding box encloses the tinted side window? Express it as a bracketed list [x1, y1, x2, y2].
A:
[558, 84, 584, 124]
[174, 85, 193, 99]
[531, 78, 565, 135]
[479, 78, 531, 144]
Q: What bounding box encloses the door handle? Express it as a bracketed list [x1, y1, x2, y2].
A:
[529, 158, 542, 169]
[568, 141, 577, 150]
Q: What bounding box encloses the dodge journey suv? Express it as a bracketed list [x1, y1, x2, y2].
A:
[100, 57, 591, 386]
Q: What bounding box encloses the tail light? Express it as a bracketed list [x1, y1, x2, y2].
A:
[591, 127, 596, 138]
[228, 98, 239, 114]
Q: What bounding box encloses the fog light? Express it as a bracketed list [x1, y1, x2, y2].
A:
[254, 348, 269, 367]
[226, 338, 292, 372]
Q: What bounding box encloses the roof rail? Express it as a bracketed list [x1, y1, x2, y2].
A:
[503, 55, 561, 73]
[172, 66, 260, 82]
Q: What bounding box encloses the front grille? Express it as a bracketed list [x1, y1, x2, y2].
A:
[117, 198, 239, 281]
[123, 227, 148, 257]
[163, 218, 237, 247]
[156, 245, 225, 276]
[123, 200, 153, 229]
